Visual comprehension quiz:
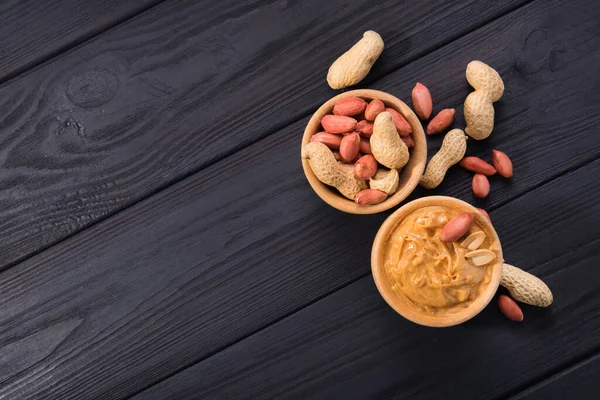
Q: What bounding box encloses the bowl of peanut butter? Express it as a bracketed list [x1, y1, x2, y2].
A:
[371, 196, 503, 327]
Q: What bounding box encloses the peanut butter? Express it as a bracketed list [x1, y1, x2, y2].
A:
[384, 205, 493, 315]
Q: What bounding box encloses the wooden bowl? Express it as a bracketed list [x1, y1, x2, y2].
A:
[371, 196, 503, 327]
[301, 89, 427, 214]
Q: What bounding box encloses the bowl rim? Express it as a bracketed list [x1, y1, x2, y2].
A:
[301, 89, 427, 214]
[371, 196, 503, 327]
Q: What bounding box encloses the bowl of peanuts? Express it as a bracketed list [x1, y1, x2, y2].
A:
[301, 89, 427, 214]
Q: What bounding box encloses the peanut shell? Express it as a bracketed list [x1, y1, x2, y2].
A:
[302, 142, 367, 199]
[370, 112, 409, 169]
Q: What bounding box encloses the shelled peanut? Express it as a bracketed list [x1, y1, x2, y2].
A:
[459, 151, 513, 198]
[354, 155, 378, 180]
[406, 81, 455, 137]
[472, 174, 490, 198]
[303, 96, 414, 205]
[493, 150, 513, 178]
[498, 295, 523, 322]
[412, 83, 432, 120]
[427, 108, 455, 135]
[395, 80, 462, 189]
[460, 157, 496, 175]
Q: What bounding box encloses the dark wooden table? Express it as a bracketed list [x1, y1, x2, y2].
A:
[0, 0, 598, 398]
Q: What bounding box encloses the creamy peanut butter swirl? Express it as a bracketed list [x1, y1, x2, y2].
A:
[384, 206, 493, 315]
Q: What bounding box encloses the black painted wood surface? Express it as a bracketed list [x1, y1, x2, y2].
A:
[134, 160, 600, 399]
[0, 0, 598, 399]
[0, 0, 527, 270]
[0, 0, 164, 82]
[514, 353, 600, 400]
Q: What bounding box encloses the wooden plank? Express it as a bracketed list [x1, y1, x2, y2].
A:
[132, 160, 600, 399]
[513, 353, 600, 400]
[0, 0, 164, 81]
[0, 0, 598, 398]
[0, 0, 528, 269]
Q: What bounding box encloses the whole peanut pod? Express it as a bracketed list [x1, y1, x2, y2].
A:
[420, 129, 467, 189]
[370, 112, 409, 169]
[369, 168, 399, 195]
[501, 263, 553, 307]
[327, 31, 384, 89]
[464, 61, 504, 140]
[302, 142, 367, 199]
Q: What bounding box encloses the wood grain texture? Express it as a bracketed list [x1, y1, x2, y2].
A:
[0, 0, 598, 398]
[133, 160, 600, 399]
[0, 0, 528, 269]
[513, 353, 600, 400]
[0, 0, 164, 81]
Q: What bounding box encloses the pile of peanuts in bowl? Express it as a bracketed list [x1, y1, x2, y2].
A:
[300, 30, 551, 324]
